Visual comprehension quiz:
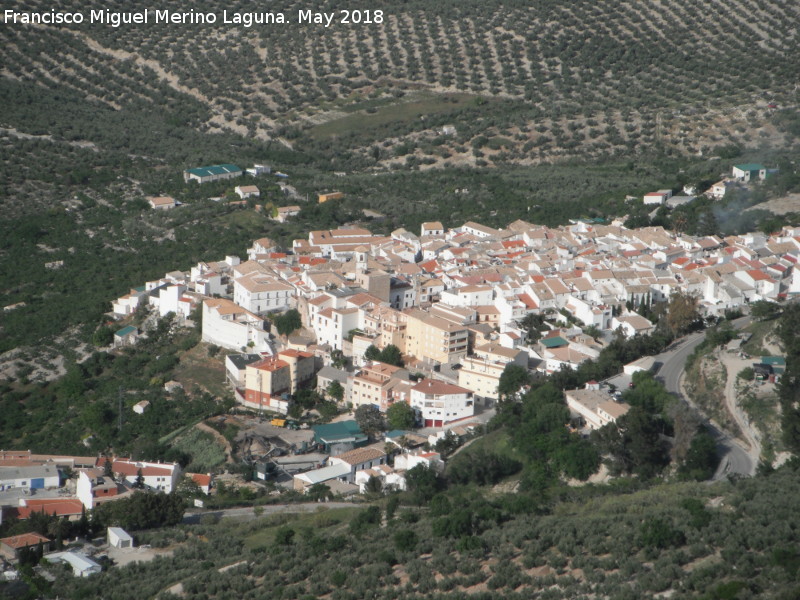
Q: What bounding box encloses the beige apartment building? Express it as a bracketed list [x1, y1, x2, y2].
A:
[404, 309, 469, 365]
[458, 343, 527, 400]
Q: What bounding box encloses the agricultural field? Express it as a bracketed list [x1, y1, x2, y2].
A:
[52, 467, 800, 599]
[1, 0, 798, 173]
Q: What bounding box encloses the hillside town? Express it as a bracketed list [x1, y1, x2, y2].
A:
[2, 163, 795, 580]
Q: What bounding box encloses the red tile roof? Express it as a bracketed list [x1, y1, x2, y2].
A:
[412, 379, 472, 396]
[17, 499, 84, 519]
[0, 532, 51, 549]
[251, 356, 290, 372]
[188, 473, 212, 487]
[113, 460, 175, 478]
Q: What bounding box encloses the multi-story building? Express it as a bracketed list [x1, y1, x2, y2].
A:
[410, 379, 474, 428]
[201, 299, 272, 353]
[405, 309, 469, 366]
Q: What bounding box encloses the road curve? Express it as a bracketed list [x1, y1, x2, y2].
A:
[654, 317, 756, 479]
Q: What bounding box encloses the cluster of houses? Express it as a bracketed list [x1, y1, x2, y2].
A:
[283, 419, 477, 496]
[0, 449, 219, 575]
[641, 164, 778, 208]
[0, 451, 210, 544]
[109, 210, 800, 434]
[1, 527, 135, 579]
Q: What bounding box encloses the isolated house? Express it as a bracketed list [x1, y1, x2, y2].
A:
[564, 385, 630, 430]
[732, 163, 766, 182]
[187, 473, 212, 495]
[0, 533, 51, 560]
[113, 325, 139, 348]
[147, 196, 176, 210]
[318, 191, 344, 203]
[235, 185, 260, 199]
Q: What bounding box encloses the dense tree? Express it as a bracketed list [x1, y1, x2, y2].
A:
[273, 309, 302, 336]
[405, 464, 440, 505]
[520, 313, 546, 343]
[329, 349, 347, 369]
[664, 291, 702, 337]
[354, 404, 385, 437]
[327, 380, 344, 403]
[91, 491, 185, 531]
[751, 300, 781, 321]
[679, 426, 719, 480]
[498, 364, 530, 400]
[593, 406, 670, 478]
[386, 401, 416, 430]
[364, 344, 404, 367]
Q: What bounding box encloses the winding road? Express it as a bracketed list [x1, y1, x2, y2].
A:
[654, 317, 757, 480]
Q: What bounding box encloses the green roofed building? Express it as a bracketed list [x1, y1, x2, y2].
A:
[732, 163, 766, 183]
[761, 356, 786, 375]
[312, 420, 368, 453]
[183, 164, 243, 184]
[114, 325, 139, 348]
[540, 336, 568, 349]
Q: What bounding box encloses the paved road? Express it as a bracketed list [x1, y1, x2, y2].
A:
[183, 501, 358, 524]
[655, 317, 756, 479]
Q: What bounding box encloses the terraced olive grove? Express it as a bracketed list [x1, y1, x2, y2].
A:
[2, 0, 798, 170]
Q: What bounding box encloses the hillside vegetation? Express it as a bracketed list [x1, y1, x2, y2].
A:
[2, 0, 798, 171]
[50, 467, 800, 600]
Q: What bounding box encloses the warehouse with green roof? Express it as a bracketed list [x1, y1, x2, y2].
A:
[183, 164, 243, 184]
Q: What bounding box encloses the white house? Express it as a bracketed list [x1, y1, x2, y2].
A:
[201, 298, 272, 353]
[235, 185, 260, 199]
[394, 451, 444, 472]
[112, 287, 148, 317]
[312, 307, 360, 351]
[233, 275, 295, 314]
[148, 196, 176, 210]
[643, 191, 669, 205]
[111, 460, 181, 493]
[354, 465, 406, 493]
[152, 284, 193, 318]
[564, 385, 630, 431]
[327, 447, 387, 483]
[410, 379, 474, 428]
[709, 180, 735, 199]
[611, 313, 656, 338]
[107, 527, 134, 549]
[132, 401, 150, 415]
[440, 284, 494, 307]
[420, 221, 445, 237]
